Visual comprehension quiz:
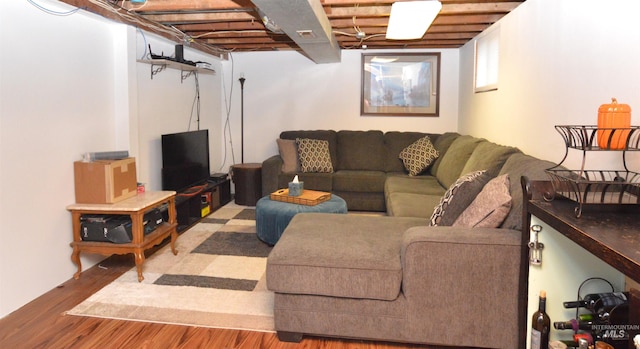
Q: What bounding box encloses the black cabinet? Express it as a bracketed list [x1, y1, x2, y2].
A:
[174, 178, 231, 231]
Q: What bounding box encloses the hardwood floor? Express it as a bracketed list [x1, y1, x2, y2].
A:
[0, 251, 449, 349]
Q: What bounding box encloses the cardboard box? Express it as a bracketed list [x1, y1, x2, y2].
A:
[74, 157, 137, 204]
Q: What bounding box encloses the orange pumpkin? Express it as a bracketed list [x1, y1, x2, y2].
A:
[597, 98, 631, 149]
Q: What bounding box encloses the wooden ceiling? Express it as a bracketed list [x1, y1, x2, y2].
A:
[61, 0, 524, 57]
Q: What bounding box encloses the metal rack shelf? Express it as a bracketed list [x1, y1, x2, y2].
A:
[554, 125, 640, 151]
[546, 125, 640, 217]
[137, 59, 215, 82]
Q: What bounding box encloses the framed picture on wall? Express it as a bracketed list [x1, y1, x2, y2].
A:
[361, 52, 440, 117]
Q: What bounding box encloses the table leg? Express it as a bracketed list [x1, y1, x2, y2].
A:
[134, 249, 145, 282]
[71, 246, 82, 279]
[70, 211, 83, 279]
[170, 229, 178, 255]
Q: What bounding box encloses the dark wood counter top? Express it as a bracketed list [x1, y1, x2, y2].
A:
[527, 198, 640, 284]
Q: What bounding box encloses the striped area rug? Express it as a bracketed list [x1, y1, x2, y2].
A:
[66, 204, 275, 332]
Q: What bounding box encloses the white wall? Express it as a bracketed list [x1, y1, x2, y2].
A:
[0, 1, 221, 317]
[0, 0, 119, 317]
[218, 49, 460, 168]
[459, 0, 640, 171]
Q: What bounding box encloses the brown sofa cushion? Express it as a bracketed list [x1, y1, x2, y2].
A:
[429, 132, 461, 176]
[337, 130, 385, 171]
[460, 141, 521, 175]
[384, 175, 444, 196]
[498, 153, 558, 230]
[433, 135, 484, 188]
[267, 213, 428, 301]
[386, 191, 444, 218]
[332, 191, 386, 212]
[332, 170, 386, 193]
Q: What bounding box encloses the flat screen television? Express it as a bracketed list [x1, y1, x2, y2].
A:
[161, 129, 210, 192]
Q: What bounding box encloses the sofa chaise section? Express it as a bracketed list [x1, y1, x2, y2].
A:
[267, 213, 523, 348]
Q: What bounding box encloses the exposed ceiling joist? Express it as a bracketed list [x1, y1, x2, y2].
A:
[57, 0, 525, 62]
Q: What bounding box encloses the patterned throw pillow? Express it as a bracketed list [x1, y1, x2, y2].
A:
[296, 138, 334, 173]
[429, 170, 487, 226]
[453, 174, 512, 228]
[398, 136, 439, 176]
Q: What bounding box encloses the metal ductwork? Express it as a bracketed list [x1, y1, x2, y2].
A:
[251, 0, 341, 64]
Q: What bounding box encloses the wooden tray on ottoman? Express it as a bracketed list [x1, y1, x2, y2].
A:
[270, 189, 331, 206]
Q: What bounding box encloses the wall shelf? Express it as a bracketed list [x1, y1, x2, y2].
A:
[137, 59, 215, 82]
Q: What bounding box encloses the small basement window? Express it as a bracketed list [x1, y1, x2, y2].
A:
[474, 27, 499, 93]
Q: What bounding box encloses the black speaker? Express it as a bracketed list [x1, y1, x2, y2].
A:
[80, 215, 132, 244]
[175, 44, 184, 62]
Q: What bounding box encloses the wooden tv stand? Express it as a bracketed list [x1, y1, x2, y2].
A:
[174, 178, 231, 232]
[66, 191, 178, 282]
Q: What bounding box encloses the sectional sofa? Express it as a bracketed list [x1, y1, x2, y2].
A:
[262, 130, 557, 348]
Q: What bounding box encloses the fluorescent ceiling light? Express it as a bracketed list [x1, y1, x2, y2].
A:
[386, 1, 442, 40]
[370, 56, 398, 63]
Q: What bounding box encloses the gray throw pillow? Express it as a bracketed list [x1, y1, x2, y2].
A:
[276, 138, 300, 173]
[429, 170, 490, 226]
[453, 174, 512, 228]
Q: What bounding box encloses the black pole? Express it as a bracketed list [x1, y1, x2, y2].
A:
[239, 76, 245, 164]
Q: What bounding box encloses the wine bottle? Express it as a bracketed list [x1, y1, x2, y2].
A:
[531, 290, 551, 349]
[554, 317, 626, 348]
[553, 318, 594, 331]
[563, 292, 628, 311]
[563, 292, 629, 324]
[578, 313, 593, 322]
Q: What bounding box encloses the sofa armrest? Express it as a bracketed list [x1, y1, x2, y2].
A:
[400, 226, 522, 348]
[262, 155, 284, 196]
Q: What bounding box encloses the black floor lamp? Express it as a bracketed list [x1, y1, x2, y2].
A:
[239, 75, 245, 164]
[232, 75, 261, 206]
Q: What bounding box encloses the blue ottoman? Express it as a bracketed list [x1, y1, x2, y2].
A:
[256, 194, 347, 245]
